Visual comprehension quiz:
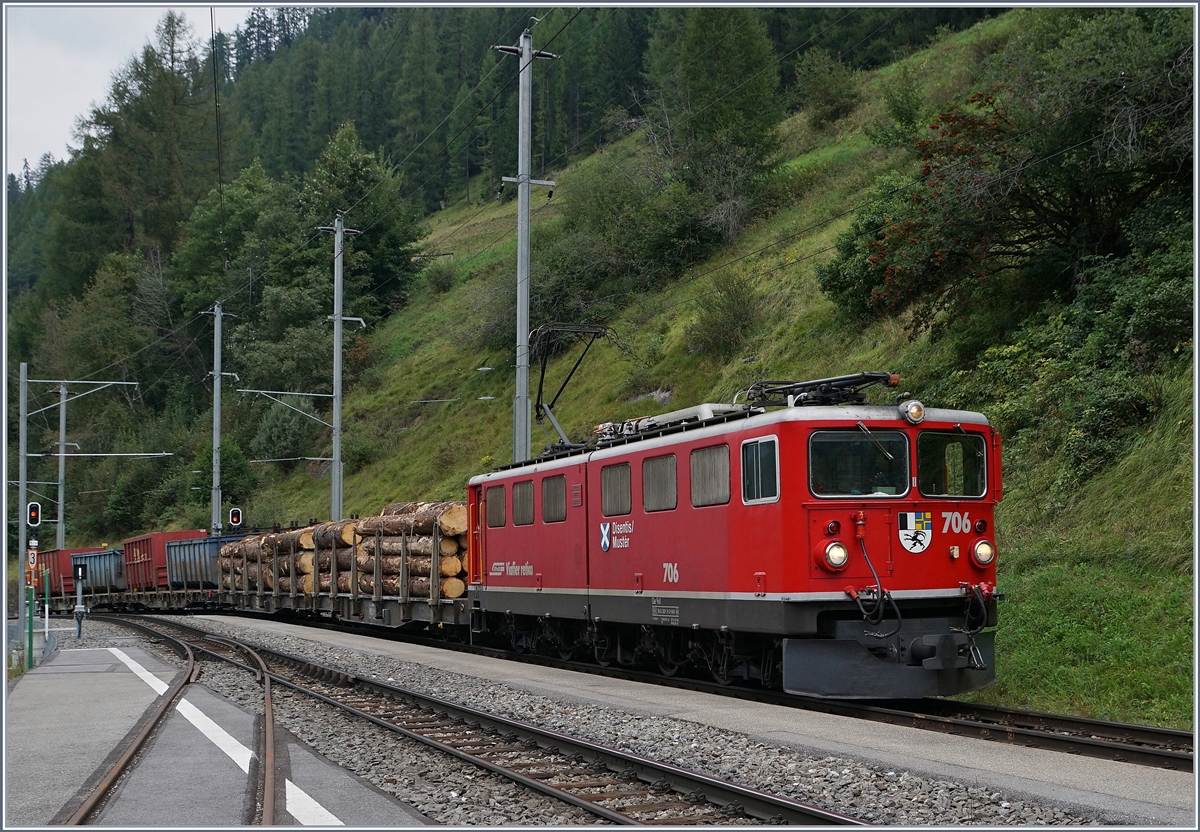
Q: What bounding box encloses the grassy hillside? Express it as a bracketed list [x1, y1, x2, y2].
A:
[238, 15, 1192, 728]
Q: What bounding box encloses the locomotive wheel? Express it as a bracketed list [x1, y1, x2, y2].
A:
[658, 656, 685, 677]
[593, 632, 615, 667]
[710, 663, 735, 685]
[657, 636, 688, 677]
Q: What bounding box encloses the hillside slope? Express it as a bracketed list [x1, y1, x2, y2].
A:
[239, 15, 1192, 728]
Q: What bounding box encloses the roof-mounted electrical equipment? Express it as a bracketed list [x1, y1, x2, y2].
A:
[742, 372, 900, 408]
[594, 402, 755, 443]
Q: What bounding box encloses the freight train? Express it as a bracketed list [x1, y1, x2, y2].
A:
[35, 372, 1000, 699]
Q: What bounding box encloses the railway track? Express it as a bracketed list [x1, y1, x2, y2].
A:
[498, 647, 1193, 773]
[91, 616, 278, 825]
[265, 613, 1193, 774]
[64, 624, 197, 825]
[116, 616, 864, 826]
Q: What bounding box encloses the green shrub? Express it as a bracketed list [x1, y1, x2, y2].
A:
[686, 271, 763, 357]
[422, 260, 456, 294]
[794, 48, 860, 129]
[340, 432, 377, 475]
[251, 402, 319, 472]
[867, 63, 925, 147]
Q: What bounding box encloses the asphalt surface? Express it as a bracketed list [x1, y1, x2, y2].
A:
[196, 614, 1196, 827]
[4, 641, 169, 826]
[4, 634, 429, 827]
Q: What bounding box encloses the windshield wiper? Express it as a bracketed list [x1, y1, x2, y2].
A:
[857, 421, 894, 461]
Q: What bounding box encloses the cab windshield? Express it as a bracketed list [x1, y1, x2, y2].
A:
[918, 431, 987, 497]
[809, 430, 909, 497]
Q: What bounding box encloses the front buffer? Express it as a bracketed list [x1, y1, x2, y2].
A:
[782, 620, 995, 699]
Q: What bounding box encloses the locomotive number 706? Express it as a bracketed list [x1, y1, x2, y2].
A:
[663, 563, 679, 583]
[941, 511, 970, 533]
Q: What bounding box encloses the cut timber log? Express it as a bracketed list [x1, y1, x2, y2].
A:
[357, 574, 402, 595]
[439, 536, 459, 556]
[354, 553, 403, 575]
[381, 501, 418, 516]
[277, 574, 314, 594]
[437, 504, 469, 536]
[379, 501, 460, 535]
[263, 528, 309, 556]
[405, 555, 463, 578]
[358, 536, 408, 555]
[358, 535, 437, 556]
[312, 520, 360, 548]
[407, 576, 466, 599]
[356, 516, 421, 536]
[221, 535, 266, 560]
[296, 549, 354, 574]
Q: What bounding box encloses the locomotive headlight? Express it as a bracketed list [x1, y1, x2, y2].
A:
[899, 400, 925, 424]
[972, 540, 996, 567]
[824, 542, 850, 570]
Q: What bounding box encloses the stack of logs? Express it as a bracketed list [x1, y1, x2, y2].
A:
[219, 501, 469, 600]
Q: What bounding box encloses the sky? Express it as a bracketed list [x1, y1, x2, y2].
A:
[4, 4, 253, 178]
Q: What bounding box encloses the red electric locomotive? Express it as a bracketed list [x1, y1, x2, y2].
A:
[468, 372, 999, 699]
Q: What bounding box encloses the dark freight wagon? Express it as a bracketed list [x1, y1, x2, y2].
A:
[72, 550, 126, 595]
[123, 530, 207, 592]
[167, 535, 244, 589]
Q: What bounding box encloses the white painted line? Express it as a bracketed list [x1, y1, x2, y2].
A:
[107, 647, 169, 695]
[107, 644, 343, 824]
[175, 698, 254, 774]
[286, 780, 344, 826]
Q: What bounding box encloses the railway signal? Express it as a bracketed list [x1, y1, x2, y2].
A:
[27, 501, 41, 526]
[229, 507, 242, 527]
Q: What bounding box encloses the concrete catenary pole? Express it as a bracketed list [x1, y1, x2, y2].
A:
[332, 216, 345, 520]
[17, 363, 28, 653]
[495, 26, 557, 463]
[56, 383, 66, 549]
[318, 214, 358, 520]
[211, 300, 223, 534]
[514, 27, 533, 463]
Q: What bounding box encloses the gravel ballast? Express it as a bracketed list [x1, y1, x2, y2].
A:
[162, 616, 1101, 826]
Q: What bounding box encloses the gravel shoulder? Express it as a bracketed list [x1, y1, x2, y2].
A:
[176, 614, 1195, 826]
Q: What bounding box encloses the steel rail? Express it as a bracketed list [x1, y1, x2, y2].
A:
[103, 617, 277, 824]
[371, 628, 1194, 773]
[137, 616, 863, 825]
[262, 649, 865, 825]
[67, 619, 197, 825]
[207, 635, 277, 825]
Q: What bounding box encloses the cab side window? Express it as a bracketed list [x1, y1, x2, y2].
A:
[691, 445, 730, 507]
[542, 476, 567, 523]
[512, 480, 534, 526]
[741, 437, 778, 503]
[643, 455, 677, 512]
[601, 463, 632, 516]
[485, 485, 506, 527]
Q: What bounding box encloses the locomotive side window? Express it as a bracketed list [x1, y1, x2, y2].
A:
[542, 475, 567, 522]
[643, 454, 677, 512]
[513, 480, 534, 525]
[485, 484, 506, 527]
[691, 444, 731, 507]
[809, 431, 909, 498]
[741, 437, 779, 504]
[601, 463, 632, 516]
[918, 432, 987, 497]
